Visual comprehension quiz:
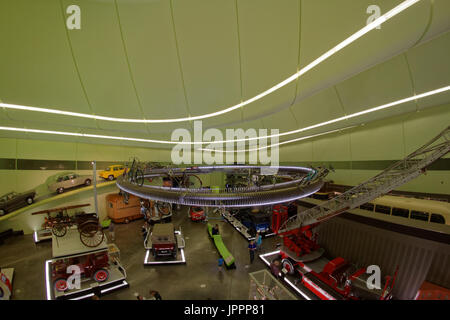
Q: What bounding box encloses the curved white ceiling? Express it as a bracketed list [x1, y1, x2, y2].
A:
[0, 0, 449, 148]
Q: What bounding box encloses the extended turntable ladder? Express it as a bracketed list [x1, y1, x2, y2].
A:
[278, 126, 450, 233]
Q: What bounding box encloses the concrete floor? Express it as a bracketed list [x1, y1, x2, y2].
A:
[0, 207, 280, 300]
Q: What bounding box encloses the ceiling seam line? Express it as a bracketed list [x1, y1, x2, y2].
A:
[113, 0, 151, 136]
[410, 0, 434, 48]
[403, 53, 419, 112]
[288, 0, 303, 128]
[58, 0, 100, 131]
[333, 86, 347, 117]
[234, 0, 245, 123]
[169, 0, 193, 126]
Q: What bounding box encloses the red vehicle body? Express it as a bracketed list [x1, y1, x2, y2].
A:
[52, 252, 110, 292]
[273, 212, 397, 300]
[151, 223, 177, 258]
[189, 206, 205, 221]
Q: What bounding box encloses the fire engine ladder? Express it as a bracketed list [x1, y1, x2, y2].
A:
[278, 126, 450, 233]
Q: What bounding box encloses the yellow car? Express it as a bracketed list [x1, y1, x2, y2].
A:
[99, 165, 126, 181]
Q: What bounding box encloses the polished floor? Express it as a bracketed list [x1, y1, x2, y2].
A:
[0, 207, 280, 300]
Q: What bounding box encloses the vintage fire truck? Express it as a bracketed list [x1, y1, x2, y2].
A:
[52, 252, 110, 292]
[272, 204, 398, 300]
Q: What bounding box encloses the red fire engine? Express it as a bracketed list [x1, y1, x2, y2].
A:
[272, 204, 398, 300]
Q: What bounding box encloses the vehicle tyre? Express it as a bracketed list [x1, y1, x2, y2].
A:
[26, 197, 34, 205]
[108, 175, 114, 181]
[57, 187, 64, 194]
[0, 209, 5, 216]
[93, 269, 109, 282]
[282, 259, 295, 275]
[85, 179, 92, 186]
[54, 278, 68, 292]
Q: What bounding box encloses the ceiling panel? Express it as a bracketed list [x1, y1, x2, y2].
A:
[336, 54, 415, 114]
[418, 0, 450, 44]
[0, 0, 91, 114]
[171, 0, 242, 128]
[237, 0, 299, 120]
[406, 31, 450, 109]
[60, 0, 143, 119]
[260, 108, 299, 132]
[291, 86, 345, 128]
[116, 0, 189, 120]
[296, 0, 430, 102]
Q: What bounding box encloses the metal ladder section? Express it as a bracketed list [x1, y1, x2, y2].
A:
[278, 126, 450, 233]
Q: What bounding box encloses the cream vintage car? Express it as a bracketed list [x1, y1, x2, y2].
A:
[48, 172, 93, 194]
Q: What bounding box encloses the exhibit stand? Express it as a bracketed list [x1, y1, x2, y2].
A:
[259, 250, 317, 300]
[221, 210, 276, 241]
[144, 229, 186, 265]
[34, 229, 52, 243]
[45, 228, 128, 300]
[0, 268, 14, 300]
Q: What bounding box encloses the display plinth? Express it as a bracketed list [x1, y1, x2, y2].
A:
[34, 229, 53, 243]
[52, 226, 107, 258]
[259, 250, 318, 300]
[144, 230, 186, 265]
[45, 258, 128, 300]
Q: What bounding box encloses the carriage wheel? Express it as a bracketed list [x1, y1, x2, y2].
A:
[52, 224, 67, 237]
[54, 278, 68, 292]
[80, 223, 104, 247]
[93, 269, 109, 282]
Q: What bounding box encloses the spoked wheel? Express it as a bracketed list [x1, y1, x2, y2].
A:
[282, 258, 295, 275]
[186, 174, 203, 189]
[52, 224, 67, 237]
[93, 269, 109, 282]
[156, 202, 171, 216]
[79, 222, 104, 247]
[54, 278, 68, 292]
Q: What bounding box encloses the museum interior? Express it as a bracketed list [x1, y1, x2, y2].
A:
[0, 0, 449, 302]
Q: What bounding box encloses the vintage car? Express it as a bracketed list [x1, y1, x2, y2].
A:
[99, 165, 126, 181]
[48, 172, 93, 194]
[151, 223, 177, 258]
[0, 190, 36, 216]
[52, 252, 110, 292]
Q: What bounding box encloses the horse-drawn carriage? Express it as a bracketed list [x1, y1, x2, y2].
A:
[32, 204, 105, 247]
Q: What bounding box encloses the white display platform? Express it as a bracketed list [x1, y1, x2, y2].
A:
[144, 230, 186, 265]
[45, 258, 128, 300]
[259, 250, 318, 300]
[52, 226, 108, 258]
[34, 229, 52, 243]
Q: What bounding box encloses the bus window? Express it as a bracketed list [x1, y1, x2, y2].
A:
[360, 203, 374, 211]
[375, 205, 391, 215]
[392, 207, 409, 218]
[430, 214, 445, 224]
[410, 211, 429, 222]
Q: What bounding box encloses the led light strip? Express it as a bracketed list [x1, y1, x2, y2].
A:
[199, 126, 356, 153]
[0, 86, 448, 146]
[0, 0, 421, 123]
